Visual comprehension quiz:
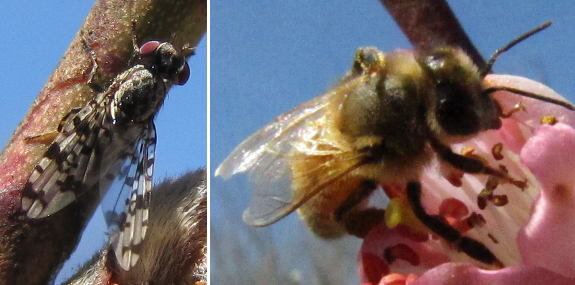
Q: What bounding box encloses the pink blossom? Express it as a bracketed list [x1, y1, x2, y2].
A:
[359, 75, 575, 284]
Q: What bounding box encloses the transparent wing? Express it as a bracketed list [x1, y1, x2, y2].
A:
[21, 94, 113, 218]
[243, 139, 367, 227]
[111, 123, 155, 271]
[216, 77, 366, 226]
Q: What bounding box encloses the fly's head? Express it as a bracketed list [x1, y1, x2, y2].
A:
[138, 41, 195, 86]
[111, 41, 195, 125]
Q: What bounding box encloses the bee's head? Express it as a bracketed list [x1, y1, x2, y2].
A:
[420, 47, 501, 137]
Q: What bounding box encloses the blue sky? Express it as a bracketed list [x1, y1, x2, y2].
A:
[0, 2, 207, 283]
[211, 1, 575, 284]
[2, 0, 575, 284]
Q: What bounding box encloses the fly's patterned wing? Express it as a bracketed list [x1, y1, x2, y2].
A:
[111, 125, 155, 270]
[21, 39, 194, 271]
[21, 92, 113, 218]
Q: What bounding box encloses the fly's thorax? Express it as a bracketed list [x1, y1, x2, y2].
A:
[418, 47, 501, 142]
[111, 66, 167, 125]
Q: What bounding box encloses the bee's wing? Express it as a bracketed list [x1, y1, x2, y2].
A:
[216, 77, 365, 226]
[216, 77, 364, 177]
[21, 94, 113, 218]
[243, 145, 366, 227]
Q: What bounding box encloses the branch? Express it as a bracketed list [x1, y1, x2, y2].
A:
[379, 0, 486, 69]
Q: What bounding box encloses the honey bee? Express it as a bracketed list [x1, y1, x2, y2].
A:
[216, 21, 574, 266]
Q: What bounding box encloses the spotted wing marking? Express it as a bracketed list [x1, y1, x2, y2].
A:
[21, 93, 112, 218]
[111, 125, 155, 270]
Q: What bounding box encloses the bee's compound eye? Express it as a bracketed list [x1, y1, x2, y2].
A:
[435, 82, 481, 136]
[175, 63, 190, 85]
[139, 41, 161, 57]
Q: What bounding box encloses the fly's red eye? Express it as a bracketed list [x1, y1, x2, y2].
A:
[176, 63, 190, 85]
[139, 41, 161, 57]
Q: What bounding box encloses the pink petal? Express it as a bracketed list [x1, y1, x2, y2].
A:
[359, 223, 450, 283]
[412, 263, 575, 285]
[518, 123, 575, 278]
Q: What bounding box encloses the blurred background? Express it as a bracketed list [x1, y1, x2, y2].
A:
[211, 1, 575, 284]
[0, 2, 207, 283]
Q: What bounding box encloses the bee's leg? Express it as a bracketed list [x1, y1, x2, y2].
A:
[335, 179, 385, 238]
[430, 137, 523, 186]
[406, 181, 503, 267]
[431, 138, 488, 173]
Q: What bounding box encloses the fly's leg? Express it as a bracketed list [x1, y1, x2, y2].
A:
[24, 107, 83, 144]
[25, 33, 101, 145]
[335, 179, 384, 238]
[24, 132, 59, 145]
[80, 31, 103, 92]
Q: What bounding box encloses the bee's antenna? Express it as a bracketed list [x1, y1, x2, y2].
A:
[483, 85, 575, 110]
[481, 21, 575, 111]
[481, 21, 552, 77]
